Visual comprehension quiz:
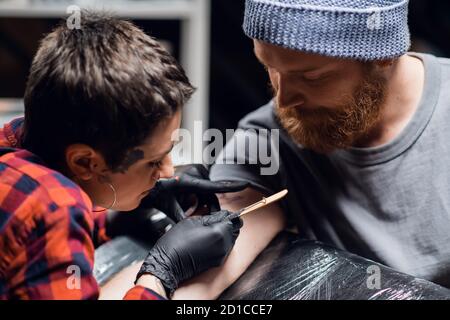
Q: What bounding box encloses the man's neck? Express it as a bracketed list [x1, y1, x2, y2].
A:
[354, 54, 425, 148]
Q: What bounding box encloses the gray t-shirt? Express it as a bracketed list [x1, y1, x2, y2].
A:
[210, 53, 450, 288]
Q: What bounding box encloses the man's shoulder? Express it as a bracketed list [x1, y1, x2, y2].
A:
[237, 100, 280, 130]
[437, 56, 450, 67]
[437, 56, 450, 86]
[427, 55, 450, 110]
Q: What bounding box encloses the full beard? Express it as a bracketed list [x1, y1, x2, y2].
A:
[276, 70, 387, 154]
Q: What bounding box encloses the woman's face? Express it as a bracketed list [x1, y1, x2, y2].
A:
[76, 110, 182, 211]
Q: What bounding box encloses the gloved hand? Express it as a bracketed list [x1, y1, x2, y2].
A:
[135, 210, 243, 297]
[140, 164, 249, 222]
[106, 208, 174, 244]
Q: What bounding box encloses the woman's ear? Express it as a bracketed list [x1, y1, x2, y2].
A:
[65, 144, 105, 182]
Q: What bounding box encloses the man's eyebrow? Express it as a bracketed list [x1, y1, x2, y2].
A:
[287, 62, 337, 75]
[254, 50, 331, 73]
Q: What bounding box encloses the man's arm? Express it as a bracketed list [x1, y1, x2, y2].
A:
[172, 187, 286, 300]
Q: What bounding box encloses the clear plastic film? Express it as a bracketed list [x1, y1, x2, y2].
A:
[94, 232, 450, 300]
[220, 233, 450, 300]
[94, 236, 150, 286]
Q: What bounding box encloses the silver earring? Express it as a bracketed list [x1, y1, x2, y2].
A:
[105, 182, 117, 210]
[92, 182, 117, 212]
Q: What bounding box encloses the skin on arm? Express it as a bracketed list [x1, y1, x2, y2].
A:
[99, 264, 168, 300]
[172, 187, 286, 300]
[136, 274, 167, 298]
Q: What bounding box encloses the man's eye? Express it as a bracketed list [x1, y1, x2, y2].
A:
[303, 73, 324, 81]
[303, 71, 333, 83]
[304, 76, 321, 81]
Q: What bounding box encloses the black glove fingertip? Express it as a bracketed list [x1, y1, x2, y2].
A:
[227, 212, 243, 230]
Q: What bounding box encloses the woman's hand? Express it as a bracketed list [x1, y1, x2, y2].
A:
[135, 210, 243, 297]
[141, 164, 249, 221]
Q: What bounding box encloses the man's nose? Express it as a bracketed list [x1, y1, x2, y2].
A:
[277, 75, 306, 109]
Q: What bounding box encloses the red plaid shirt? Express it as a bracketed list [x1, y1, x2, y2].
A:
[0, 118, 164, 300]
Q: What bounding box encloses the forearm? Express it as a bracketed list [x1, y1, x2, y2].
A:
[99, 263, 168, 300]
[135, 274, 168, 299]
[172, 188, 286, 300]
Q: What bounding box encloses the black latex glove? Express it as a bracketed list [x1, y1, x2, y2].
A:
[136, 210, 243, 297]
[140, 164, 249, 222]
[106, 208, 174, 245]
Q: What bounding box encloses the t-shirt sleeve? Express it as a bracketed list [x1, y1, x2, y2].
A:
[210, 102, 302, 228]
[210, 102, 284, 196]
[210, 130, 282, 196]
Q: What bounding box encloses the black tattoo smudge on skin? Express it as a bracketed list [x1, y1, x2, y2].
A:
[113, 148, 145, 173]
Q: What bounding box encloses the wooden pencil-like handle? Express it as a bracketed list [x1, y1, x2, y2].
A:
[239, 189, 288, 217]
[239, 201, 267, 216]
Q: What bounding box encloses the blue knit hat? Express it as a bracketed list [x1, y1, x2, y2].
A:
[243, 0, 410, 61]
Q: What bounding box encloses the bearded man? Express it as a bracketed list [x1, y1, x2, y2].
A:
[208, 0, 450, 289]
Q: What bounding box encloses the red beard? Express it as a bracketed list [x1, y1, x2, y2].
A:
[276, 70, 387, 154]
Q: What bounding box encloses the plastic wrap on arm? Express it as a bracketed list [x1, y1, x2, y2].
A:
[220, 232, 450, 300]
[94, 232, 450, 300]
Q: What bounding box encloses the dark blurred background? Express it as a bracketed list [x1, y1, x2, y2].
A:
[0, 0, 449, 132]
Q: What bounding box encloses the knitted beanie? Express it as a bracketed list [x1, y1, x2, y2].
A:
[243, 0, 410, 61]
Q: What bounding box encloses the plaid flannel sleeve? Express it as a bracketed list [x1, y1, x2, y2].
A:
[5, 205, 101, 299]
[123, 286, 166, 300]
[4, 205, 164, 300]
[93, 210, 112, 247]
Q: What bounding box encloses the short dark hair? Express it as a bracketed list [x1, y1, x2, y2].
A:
[22, 11, 195, 172]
